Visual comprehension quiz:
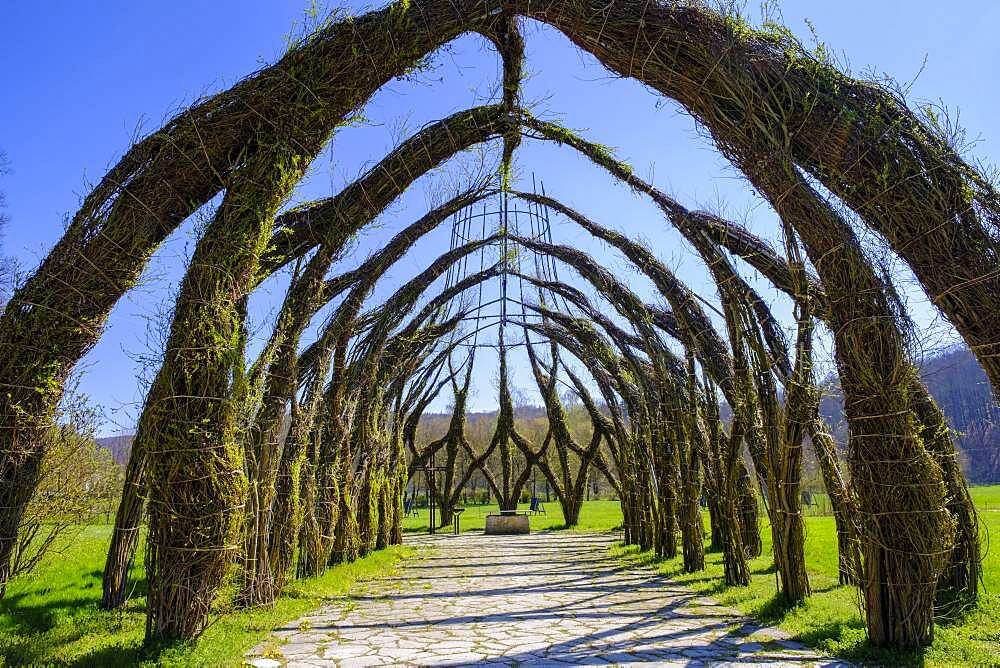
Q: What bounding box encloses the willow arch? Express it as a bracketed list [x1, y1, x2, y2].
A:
[1, 0, 994, 652]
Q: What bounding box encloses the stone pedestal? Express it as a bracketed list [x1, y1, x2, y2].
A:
[485, 513, 530, 535]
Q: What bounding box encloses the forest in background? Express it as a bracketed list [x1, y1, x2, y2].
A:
[95, 343, 1000, 486]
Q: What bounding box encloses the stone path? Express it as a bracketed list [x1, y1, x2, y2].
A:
[247, 533, 848, 667]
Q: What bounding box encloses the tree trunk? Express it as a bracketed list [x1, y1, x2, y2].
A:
[330, 459, 359, 565]
[102, 455, 146, 609]
[561, 491, 582, 527]
[769, 477, 810, 603]
[719, 490, 751, 586]
[269, 426, 309, 591]
[297, 440, 324, 579]
[807, 421, 862, 586]
[355, 460, 379, 558]
[910, 383, 980, 607]
[679, 486, 705, 573]
[707, 494, 723, 552]
[737, 462, 761, 559]
[621, 492, 637, 545]
[0, 444, 44, 599]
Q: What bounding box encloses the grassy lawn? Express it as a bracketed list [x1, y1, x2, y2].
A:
[401, 497, 624, 534]
[3, 488, 996, 666]
[614, 484, 1000, 667]
[0, 527, 411, 667]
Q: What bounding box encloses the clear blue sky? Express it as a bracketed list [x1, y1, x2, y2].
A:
[2, 1, 998, 435]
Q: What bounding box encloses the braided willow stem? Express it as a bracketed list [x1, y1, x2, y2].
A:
[2, 3, 990, 652]
[145, 130, 326, 640]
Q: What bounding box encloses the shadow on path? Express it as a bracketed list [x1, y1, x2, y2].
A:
[247, 532, 849, 667]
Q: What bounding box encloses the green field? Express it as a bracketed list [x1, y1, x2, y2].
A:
[401, 497, 624, 534]
[0, 529, 411, 666]
[2, 488, 997, 666]
[613, 485, 1000, 667]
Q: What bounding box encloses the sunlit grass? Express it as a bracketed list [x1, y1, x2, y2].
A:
[401, 497, 623, 534]
[2, 488, 996, 666]
[613, 484, 1000, 667]
[0, 527, 411, 666]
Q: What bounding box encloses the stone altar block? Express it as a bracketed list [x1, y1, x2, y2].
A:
[485, 512, 530, 535]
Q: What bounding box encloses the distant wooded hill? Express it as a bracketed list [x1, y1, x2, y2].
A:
[96, 346, 1000, 483]
[95, 434, 133, 466]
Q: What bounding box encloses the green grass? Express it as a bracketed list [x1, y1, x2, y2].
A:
[3, 488, 997, 666]
[401, 497, 623, 534]
[613, 484, 1000, 667]
[0, 527, 411, 667]
[971, 483, 1000, 510]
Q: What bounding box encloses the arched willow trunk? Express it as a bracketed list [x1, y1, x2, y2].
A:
[520, 320, 633, 538]
[327, 417, 361, 567]
[0, 1, 514, 591]
[316, 243, 499, 556]
[143, 124, 331, 639]
[522, 273, 695, 564]
[521, 335, 605, 529]
[515, 246, 680, 554]
[507, 0, 1000, 404]
[348, 315, 472, 551]
[738, 159, 953, 646]
[712, 416, 752, 588]
[522, 214, 771, 569]
[807, 422, 863, 585]
[416, 358, 479, 531]
[484, 342, 533, 512]
[561, 365, 623, 514]
[705, 494, 723, 552]
[432, 368, 500, 531]
[677, 351, 705, 574]
[1, 0, 989, 651]
[752, 306, 812, 604]
[268, 401, 310, 594]
[539, 338, 655, 551]
[296, 428, 326, 580]
[524, 113, 973, 641]
[513, 2, 976, 645]
[241, 187, 495, 606]
[101, 450, 145, 609]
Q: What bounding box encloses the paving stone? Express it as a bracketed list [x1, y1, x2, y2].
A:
[247, 659, 282, 668]
[245, 532, 848, 666]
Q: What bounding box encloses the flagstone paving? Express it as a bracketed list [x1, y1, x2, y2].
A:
[247, 532, 849, 667]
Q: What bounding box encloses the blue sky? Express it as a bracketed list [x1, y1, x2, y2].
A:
[2, 1, 998, 435]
